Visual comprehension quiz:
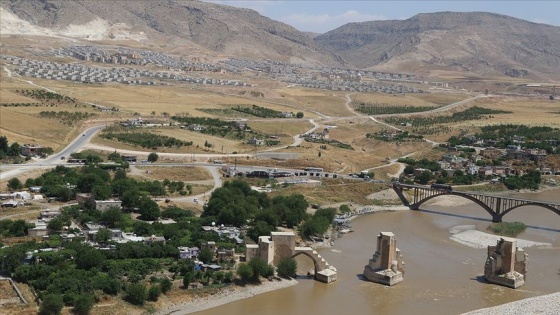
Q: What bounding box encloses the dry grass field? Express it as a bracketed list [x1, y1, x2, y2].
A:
[3, 56, 560, 193]
[131, 166, 212, 182]
[271, 179, 387, 205]
[351, 91, 468, 107]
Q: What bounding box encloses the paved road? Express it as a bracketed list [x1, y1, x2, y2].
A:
[0, 124, 106, 179]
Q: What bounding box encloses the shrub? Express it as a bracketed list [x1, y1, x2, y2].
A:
[160, 278, 172, 294]
[147, 285, 162, 302]
[125, 283, 147, 306]
[277, 257, 297, 278]
[487, 222, 527, 237]
[39, 294, 64, 315]
[72, 294, 95, 315]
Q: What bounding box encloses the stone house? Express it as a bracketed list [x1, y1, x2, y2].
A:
[480, 147, 502, 159]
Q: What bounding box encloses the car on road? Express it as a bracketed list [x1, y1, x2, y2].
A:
[60, 156, 65, 160]
[193, 198, 199, 204]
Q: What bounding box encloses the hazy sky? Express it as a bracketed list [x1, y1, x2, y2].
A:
[205, 1, 560, 33]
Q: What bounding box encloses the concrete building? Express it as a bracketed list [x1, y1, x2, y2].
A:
[21, 144, 43, 156]
[178, 247, 200, 260]
[363, 232, 404, 286]
[95, 200, 122, 211]
[484, 237, 527, 289]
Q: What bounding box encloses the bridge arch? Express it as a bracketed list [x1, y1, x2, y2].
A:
[499, 203, 560, 220]
[292, 251, 320, 276]
[413, 192, 497, 218]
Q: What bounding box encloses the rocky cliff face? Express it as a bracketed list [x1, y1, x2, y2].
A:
[315, 12, 560, 78]
[2, 0, 344, 66]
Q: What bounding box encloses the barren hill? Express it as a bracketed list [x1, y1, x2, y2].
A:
[1, 0, 343, 66]
[315, 12, 560, 79]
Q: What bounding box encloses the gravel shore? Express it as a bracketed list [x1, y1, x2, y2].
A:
[154, 278, 298, 315]
[462, 292, 560, 315]
[449, 225, 552, 249]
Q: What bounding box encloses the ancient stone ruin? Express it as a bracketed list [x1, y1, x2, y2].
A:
[363, 232, 404, 286]
[245, 231, 337, 283]
[484, 237, 527, 289]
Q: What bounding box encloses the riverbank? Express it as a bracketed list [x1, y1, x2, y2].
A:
[154, 278, 298, 315]
[462, 292, 560, 315]
[448, 225, 552, 249]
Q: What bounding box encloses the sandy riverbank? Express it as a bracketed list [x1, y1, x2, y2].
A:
[462, 292, 560, 315]
[448, 225, 552, 249]
[154, 278, 298, 315]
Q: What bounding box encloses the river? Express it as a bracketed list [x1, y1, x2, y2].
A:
[195, 189, 560, 315]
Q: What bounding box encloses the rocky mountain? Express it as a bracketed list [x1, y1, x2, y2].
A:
[1, 0, 344, 66]
[315, 12, 560, 78]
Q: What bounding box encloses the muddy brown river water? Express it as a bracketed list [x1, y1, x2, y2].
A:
[195, 189, 560, 315]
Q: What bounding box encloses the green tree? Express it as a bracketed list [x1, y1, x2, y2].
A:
[403, 165, 414, 175]
[100, 206, 125, 228]
[125, 283, 147, 305]
[147, 152, 159, 163]
[47, 217, 65, 232]
[0, 135, 9, 154]
[138, 196, 160, 221]
[339, 204, 351, 214]
[39, 294, 64, 315]
[182, 272, 193, 288]
[198, 247, 214, 264]
[8, 142, 21, 156]
[417, 170, 433, 185]
[1, 245, 27, 274]
[147, 285, 162, 302]
[7, 177, 23, 191]
[72, 294, 94, 315]
[96, 228, 112, 244]
[277, 257, 297, 278]
[248, 258, 270, 282]
[296, 111, 304, 118]
[160, 278, 172, 294]
[236, 263, 254, 283]
[75, 247, 106, 270]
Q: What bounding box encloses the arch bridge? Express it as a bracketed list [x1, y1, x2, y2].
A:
[392, 182, 560, 222]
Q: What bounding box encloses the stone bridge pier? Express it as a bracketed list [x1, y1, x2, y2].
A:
[246, 231, 337, 283]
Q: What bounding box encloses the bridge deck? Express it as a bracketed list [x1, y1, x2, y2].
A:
[393, 183, 560, 222]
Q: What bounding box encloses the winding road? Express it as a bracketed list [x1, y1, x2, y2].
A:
[1, 69, 487, 203]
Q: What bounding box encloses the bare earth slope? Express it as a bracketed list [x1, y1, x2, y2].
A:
[315, 12, 560, 79]
[2, 0, 344, 66]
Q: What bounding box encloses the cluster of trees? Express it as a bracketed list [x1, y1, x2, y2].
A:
[236, 257, 275, 284]
[304, 138, 354, 150]
[400, 157, 441, 172]
[202, 180, 310, 242]
[0, 199, 251, 311]
[366, 130, 424, 142]
[299, 208, 336, 238]
[0, 136, 54, 163]
[400, 157, 480, 185]
[3, 240, 182, 314]
[448, 124, 560, 154]
[384, 107, 512, 135]
[502, 169, 541, 190]
[1, 102, 41, 107]
[353, 102, 435, 115]
[231, 104, 284, 118]
[16, 89, 78, 104]
[0, 219, 32, 237]
[18, 164, 189, 204]
[102, 131, 193, 149]
[38, 111, 98, 126]
[172, 116, 239, 129]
